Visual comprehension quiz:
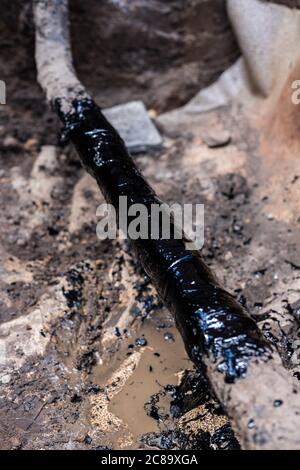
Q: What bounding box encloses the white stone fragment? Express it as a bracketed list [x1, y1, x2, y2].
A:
[103, 100, 162, 154]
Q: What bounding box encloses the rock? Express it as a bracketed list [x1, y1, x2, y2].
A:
[202, 129, 231, 148]
[3, 136, 19, 148]
[0, 374, 11, 384]
[224, 251, 233, 261]
[148, 109, 158, 119]
[103, 101, 162, 154]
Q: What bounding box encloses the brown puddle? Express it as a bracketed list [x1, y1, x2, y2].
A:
[91, 309, 192, 449]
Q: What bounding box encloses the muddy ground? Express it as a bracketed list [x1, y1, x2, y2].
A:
[0, 0, 299, 450]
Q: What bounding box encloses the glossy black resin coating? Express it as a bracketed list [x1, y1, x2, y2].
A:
[56, 98, 272, 383]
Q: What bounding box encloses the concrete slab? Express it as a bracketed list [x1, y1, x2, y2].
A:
[103, 100, 162, 154]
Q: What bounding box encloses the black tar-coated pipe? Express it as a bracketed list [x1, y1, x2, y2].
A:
[56, 97, 272, 383]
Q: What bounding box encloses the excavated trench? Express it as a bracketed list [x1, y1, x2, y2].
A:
[0, 0, 299, 450]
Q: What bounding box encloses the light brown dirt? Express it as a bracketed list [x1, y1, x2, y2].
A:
[0, 0, 299, 451]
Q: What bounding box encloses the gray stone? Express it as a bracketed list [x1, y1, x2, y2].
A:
[0, 374, 11, 384]
[103, 101, 162, 154]
[202, 130, 231, 149]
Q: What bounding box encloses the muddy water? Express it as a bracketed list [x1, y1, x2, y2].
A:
[92, 310, 192, 449]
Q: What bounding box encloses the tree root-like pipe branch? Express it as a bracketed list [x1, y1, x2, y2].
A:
[33, 0, 300, 449]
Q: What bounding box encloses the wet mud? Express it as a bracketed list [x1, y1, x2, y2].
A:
[0, 0, 300, 451]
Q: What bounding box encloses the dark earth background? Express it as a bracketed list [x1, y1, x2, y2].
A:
[0, 0, 299, 450]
